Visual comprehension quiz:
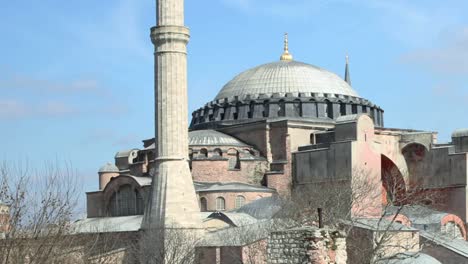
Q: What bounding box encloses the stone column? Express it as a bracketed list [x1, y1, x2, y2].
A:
[143, 0, 202, 231]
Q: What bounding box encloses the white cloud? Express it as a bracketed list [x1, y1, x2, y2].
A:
[0, 74, 107, 95]
[0, 100, 28, 119]
[400, 27, 468, 75]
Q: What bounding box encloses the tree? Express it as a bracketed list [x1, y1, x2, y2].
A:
[0, 160, 81, 264]
[132, 227, 201, 264]
[274, 167, 448, 264]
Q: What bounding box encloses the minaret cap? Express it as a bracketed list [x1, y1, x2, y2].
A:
[280, 33, 293, 61]
[344, 53, 352, 86]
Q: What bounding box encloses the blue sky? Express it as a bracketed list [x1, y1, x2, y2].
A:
[1, 0, 467, 211]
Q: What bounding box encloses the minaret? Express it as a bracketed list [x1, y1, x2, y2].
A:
[344, 54, 352, 86]
[142, 0, 202, 231]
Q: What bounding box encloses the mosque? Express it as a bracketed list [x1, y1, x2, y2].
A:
[87, 34, 467, 224]
[77, 1, 468, 262]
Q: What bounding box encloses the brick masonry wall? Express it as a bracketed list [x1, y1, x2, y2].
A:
[199, 191, 272, 212]
[267, 227, 347, 264]
[192, 160, 266, 185]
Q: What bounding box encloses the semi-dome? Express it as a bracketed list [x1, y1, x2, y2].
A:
[452, 128, 468, 138]
[215, 60, 359, 100]
[98, 162, 119, 173]
[189, 130, 248, 147]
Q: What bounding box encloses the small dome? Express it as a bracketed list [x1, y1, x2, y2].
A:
[215, 60, 359, 100]
[98, 162, 119, 173]
[452, 128, 468, 138]
[189, 130, 248, 147]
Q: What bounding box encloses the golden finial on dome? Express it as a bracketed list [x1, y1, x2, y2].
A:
[280, 33, 293, 61]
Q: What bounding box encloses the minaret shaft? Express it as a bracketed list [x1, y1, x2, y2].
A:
[157, 0, 184, 26]
[143, 0, 201, 231]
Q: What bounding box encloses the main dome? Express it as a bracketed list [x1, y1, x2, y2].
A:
[215, 60, 359, 100]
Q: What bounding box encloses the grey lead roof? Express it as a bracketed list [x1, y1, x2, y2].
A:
[234, 196, 282, 219]
[194, 182, 276, 193]
[375, 252, 441, 264]
[215, 60, 359, 100]
[452, 128, 468, 138]
[205, 212, 258, 227]
[73, 215, 143, 233]
[144, 130, 249, 149]
[98, 162, 119, 173]
[188, 130, 249, 147]
[384, 205, 448, 225]
[420, 231, 468, 258]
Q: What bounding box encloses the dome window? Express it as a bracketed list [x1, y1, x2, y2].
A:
[199, 148, 208, 158]
[325, 100, 333, 119]
[352, 104, 358, 114]
[228, 149, 241, 170]
[216, 197, 225, 211]
[235, 196, 246, 209]
[263, 101, 269, 118]
[340, 102, 346, 116]
[293, 99, 302, 117]
[278, 100, 286, 117]
[200, 197, 208, 212]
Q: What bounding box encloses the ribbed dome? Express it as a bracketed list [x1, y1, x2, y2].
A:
[189, 130, 248, 147]
[215, 60, 359, 100]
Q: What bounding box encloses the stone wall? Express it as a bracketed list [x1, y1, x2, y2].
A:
[191, 159, 266, 184]
[267, 226, 347, 264]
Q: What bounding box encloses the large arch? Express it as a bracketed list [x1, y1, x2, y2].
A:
[401, 142, 429, 186]
[381, 154, 406, 206]
[102, 175, 148, 216]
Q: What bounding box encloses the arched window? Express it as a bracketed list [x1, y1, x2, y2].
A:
[443, 221, 464, 239]
[108, 185, 144, 217]
[339, 102, 346, 116]
[244, 149, 255, 156]
[369, 107, 375, 119]
[376, 110, 381, 125]
[263, 100, 269, 117]
[221, 105, 228, 120]
[228, 149, 241, 170]
[310, 133, 316, 144]
[200, 197, 208, 212]
[351, 104, 358, 114]
[233, 102, 241, 120]
[278, 100, 285, 117]
[216, 197, 225, 211]
[325, 100, 333, 119]
[213, 148, 222, 157]
[293, 99, 302, 117]
[248, 101, 255, 118]
[199, 148, 208, 158]
[235, 195, 246, 209]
